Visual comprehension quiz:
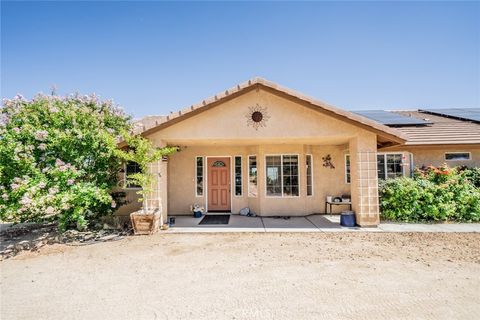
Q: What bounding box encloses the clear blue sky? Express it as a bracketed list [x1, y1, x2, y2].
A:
[2, 1, 479, 118]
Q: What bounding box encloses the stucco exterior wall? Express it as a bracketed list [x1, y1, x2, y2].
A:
[408, 147, 480, 168]
[147, 89, 371, 145]
[378, 146, 480, 170]
[167, 145, 351, 216]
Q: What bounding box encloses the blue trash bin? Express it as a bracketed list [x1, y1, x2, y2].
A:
[340, 211, 356, 227]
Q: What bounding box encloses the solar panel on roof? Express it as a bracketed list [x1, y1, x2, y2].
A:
[354, 110, 432, 126]
[419, 108, 480, 123]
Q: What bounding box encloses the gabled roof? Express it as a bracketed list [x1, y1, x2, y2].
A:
[135, 77, 407, 144]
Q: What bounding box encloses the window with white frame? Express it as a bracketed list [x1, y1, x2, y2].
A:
[377, 153, 404, 180]
[265, 155, 299, 197]
[266, 156, 282, 196]
[345, 153, 405, 181]
[125, 161, 141, 188]
[345, 155, 351, 184]
[445, 152, 471, 161]
[195, 156, 203, 196]
[306, 154, 313, 196]
[248, 156, 257, 197]
[234, 156, 242, 196]
[283, 155, 299, 196]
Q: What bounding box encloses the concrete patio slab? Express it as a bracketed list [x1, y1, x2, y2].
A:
[305, 215, 339, 229]
[322, 215, 341, 224]
[306, 215, 382, 232]
[166, 214, 265, 233]
[305, 215, 360, 232]
[256, 216, 320, 232]
[161, 214, 480, 233]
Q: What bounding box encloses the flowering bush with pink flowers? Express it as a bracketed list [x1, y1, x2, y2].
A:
[0, 93, 132, 230]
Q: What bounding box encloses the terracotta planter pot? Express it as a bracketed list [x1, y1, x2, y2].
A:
[130, 210, 161, 235]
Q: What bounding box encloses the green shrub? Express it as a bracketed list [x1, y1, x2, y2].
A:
[459, 166, 480, 188]
[380, 165, 480, 222]
[0, 94, 132, 230]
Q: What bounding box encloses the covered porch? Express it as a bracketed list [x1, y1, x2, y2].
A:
[148, 135, 381, 227]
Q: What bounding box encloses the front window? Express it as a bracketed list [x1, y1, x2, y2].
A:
[377, 154, 386, 180]
[248, 156, 257, 197]
[265, 155, 299, 197]
[266, 156, 282, 196]
[196, 156, 203, 196]
[345, 155, 351, 184]
[377, 153, 403, 180]
[445, 152, 471, 161]
[234, 156, 242, 196]
[346, 153, 405, 181]
[386, 154, 403, 179]
[306, 154, 313, 196]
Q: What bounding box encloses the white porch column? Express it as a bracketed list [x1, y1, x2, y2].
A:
[349, 134, 380, 226]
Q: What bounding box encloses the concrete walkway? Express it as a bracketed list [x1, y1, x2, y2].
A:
[166, 214, 480, 233]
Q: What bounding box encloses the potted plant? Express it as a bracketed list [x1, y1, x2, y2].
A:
[190, 203, 205, 218]
[119, 135, 177, 235]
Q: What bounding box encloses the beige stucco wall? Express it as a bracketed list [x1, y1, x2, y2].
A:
[378, 146, 480, 171]
[408, 147, 480, 168]
[167, 144, 351, 216]
[147, 89, 373, 146]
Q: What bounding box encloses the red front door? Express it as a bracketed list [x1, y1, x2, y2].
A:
[207, 157, 231, 212]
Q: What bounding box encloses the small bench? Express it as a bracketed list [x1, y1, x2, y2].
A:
[324, 201, 352, 214]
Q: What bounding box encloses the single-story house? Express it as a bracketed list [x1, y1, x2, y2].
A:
[116, 78, 480, 226]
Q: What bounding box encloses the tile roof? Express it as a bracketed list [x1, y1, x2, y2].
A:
[391, 110, 480, 145]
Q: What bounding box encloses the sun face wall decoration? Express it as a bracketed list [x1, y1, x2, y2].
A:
[245, 104, 270, 130]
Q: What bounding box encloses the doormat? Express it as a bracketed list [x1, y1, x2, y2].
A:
[199, 215, 230, 225]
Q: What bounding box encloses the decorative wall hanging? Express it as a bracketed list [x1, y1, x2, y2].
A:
[245, 104, 270, 130]
[322, 154, 335, 169]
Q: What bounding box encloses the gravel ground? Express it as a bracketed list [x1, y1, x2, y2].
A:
[1, 232, 479, 320]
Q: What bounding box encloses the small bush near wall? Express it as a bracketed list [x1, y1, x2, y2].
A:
[459, 166, 480, 188]
[0, 94, 132, 230]
[380, 165, 480, 222]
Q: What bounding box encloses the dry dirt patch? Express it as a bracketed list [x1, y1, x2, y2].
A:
[1, 232, 479, 320]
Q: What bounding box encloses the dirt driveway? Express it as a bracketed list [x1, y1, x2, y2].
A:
[1, 232, 479, 320]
